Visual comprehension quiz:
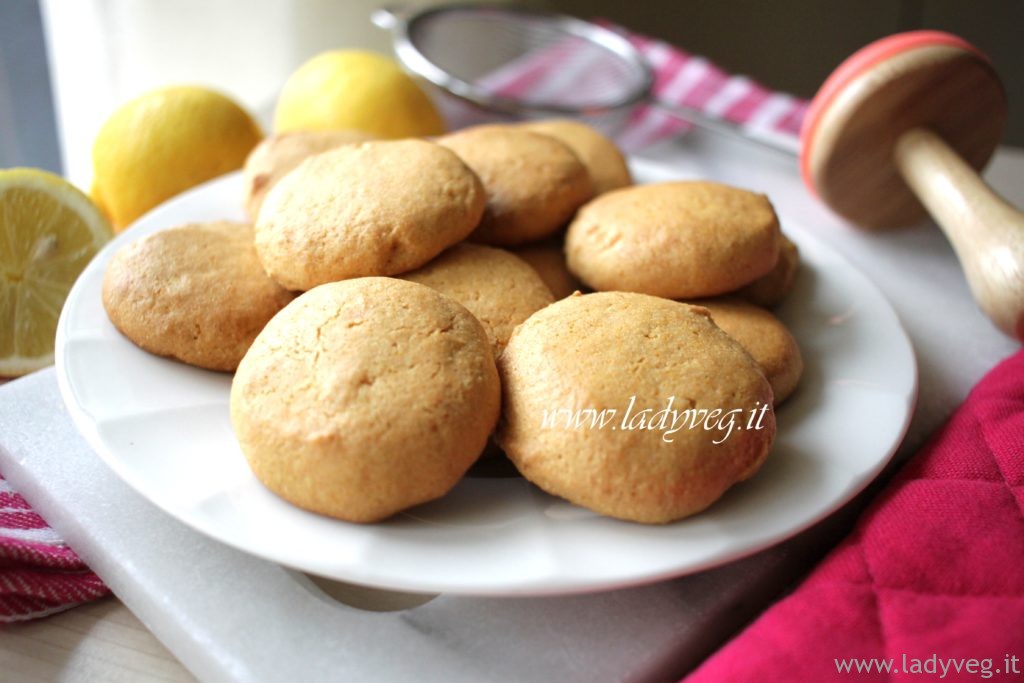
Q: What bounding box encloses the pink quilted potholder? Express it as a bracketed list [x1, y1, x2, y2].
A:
[686, 349, 1024, 682]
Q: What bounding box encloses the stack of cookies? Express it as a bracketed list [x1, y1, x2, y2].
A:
[101, 119, 803, 525]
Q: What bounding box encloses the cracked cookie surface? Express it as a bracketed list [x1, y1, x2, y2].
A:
[518, 119, 632, 196]
[566, 181, 781, 299]
[254, 139, 485, 290]
[230, 277, 501, 522]
[496, 291, 775, 524]
[689, 297, 803, 406]
[102, 221, 296, 372]
[401, 243, 554, 358]
[438, 125, 592, 246]
[242, 129, 375, 220]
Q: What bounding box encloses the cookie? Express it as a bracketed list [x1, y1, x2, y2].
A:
[102, 221, 296, 372]
[438, 125, 592, 246]
[736, 233, 800, 308]
[230, 277, 501, 523]
[513, 240, 583, 299]
[519, 119, 632, 195]
[695, 298, 803, 405]
[565, 181, 781, 299]
[401, 243, 554, 357]
[254, 139, 485, 290]
[497, 292, 775, 524]
[242, 129, 375, 219]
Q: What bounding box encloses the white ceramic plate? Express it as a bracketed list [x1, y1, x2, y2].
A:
[56, 161, 916, 596]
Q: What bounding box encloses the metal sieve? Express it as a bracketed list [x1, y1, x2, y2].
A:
[373, 4, 799, 155]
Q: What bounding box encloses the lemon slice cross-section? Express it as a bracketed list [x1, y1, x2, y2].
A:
[0, 168, 112, 376]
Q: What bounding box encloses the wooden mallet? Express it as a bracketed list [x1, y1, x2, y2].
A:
[800, 31, 1024, 340]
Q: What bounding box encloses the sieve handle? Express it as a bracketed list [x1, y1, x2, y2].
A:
[650, 99, 800, 157]
[372, 6, 408, 31]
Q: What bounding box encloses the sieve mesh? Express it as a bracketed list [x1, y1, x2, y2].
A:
[402, 6, 651, 112]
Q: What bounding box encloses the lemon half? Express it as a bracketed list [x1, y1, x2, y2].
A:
[0, 169, 112, 376]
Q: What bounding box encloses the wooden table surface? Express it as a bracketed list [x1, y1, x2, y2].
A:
[0, 597, 194, 682]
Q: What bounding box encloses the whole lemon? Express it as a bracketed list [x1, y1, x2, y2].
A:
[274, 51, 445, 138]
[92, 86, 263, 231]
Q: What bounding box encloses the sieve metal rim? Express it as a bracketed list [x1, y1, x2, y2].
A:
[374, 3, 655, 116]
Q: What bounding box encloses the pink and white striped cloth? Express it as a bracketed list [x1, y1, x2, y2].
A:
[447, 21, 808, 151]
[0, 23, 808, 622]
[611, 27, 807, 149]
[0, 476, 108, 622]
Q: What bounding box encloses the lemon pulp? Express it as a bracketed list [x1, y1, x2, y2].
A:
[0, 168, 112, 376]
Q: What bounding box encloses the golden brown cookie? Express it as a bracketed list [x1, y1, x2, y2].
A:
[497, 292, 775, 524]
[519, 119, 632, 195]
[736, 233, 800, 308]
[231, 277, 501, 523]
[102, 221, 296, 372]
[242, 129, 375, 219]
[513, 240, 583, 299]
[695, 298, 803, 405]
[565, 181, 781, 299]
[438, 125, 592, 246]
[255, 139, 486, 290]
[401, 244, 554, 357]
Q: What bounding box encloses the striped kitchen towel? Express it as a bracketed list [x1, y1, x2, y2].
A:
[0, 476, 108, 622]
[612, 26, 807, 150]
[446, 20, 808, 151]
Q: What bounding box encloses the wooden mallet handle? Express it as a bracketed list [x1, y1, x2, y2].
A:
[895, 128, 1024, 338]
